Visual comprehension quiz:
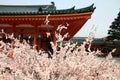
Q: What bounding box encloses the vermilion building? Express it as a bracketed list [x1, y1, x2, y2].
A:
[0, 2, 95, 51]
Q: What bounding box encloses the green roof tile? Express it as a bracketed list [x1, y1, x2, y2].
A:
[0, 3, 95, 15]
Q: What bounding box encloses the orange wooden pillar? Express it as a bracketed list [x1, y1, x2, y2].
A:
[11, 37, 14, 49]
[11, 24, 16, 49]
[33, 26, 37, 50]
[53, 32, 57, 47]
[8, 24, 16, 58]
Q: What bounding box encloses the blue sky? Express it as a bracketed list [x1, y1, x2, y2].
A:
[0, 0, 120, 38]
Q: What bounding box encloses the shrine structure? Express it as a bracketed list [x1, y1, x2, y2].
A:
[0, 2, 95, 51]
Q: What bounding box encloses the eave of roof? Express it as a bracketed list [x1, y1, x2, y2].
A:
[0, 3, 96, 15]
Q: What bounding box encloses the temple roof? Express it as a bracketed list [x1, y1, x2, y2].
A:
[0, 2, 95, 15]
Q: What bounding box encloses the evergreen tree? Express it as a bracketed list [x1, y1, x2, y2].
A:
[106, 11, 120, 56]
[107, 11, 120, 40]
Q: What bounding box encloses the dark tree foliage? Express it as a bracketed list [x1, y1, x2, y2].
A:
[105, 12, 120, 56]
[107, 11, 120, 40]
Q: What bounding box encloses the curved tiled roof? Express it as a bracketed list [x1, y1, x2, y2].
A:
[0, 2, 96, 15]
